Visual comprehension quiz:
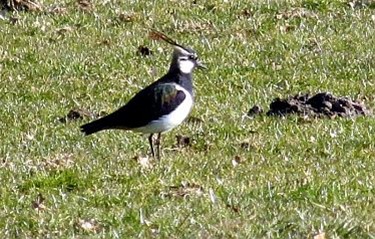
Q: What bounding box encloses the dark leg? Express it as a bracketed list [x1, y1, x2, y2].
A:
[155, 133, 162, 160]
[148, 134, 154, 158]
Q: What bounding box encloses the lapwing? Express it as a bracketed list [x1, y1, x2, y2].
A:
[80, 31, 205, 160]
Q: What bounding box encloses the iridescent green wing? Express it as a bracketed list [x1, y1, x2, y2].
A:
[153, 83, 186, 115]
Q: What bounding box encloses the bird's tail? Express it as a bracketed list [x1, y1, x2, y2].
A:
[80, 117, 111, 136]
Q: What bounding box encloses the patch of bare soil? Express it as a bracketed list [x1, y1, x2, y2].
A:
[248, 92, 370, 118]
[175, 135, 191, 148]
[59, 108, 105, 123]
[2, 0, 42, 11]
[160, 182, 204, 199]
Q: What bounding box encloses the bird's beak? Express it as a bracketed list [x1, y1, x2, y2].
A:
[196, 60, 207, 69]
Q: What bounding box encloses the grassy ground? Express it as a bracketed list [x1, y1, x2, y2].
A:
[1, 0, 374, 238]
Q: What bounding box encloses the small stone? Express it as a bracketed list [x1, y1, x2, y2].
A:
[322, 101, 332, 109]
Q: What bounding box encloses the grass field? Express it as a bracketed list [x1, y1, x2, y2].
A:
[1, 0, 374, 238]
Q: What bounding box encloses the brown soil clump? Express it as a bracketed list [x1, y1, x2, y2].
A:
[266, 92, 369, 117]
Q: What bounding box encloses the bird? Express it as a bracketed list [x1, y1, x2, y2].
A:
[80, 31, 205, 160]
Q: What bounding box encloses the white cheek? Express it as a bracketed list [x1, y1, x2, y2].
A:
[179, 60, 195, 74]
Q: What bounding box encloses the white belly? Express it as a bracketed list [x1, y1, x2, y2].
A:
[133, 85, 193, 134]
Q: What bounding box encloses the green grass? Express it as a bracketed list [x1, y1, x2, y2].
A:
[1, 0, 375, 238]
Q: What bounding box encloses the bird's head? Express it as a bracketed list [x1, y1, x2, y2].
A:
[172, 46, 205, 74]
[149, 30, 205, 74]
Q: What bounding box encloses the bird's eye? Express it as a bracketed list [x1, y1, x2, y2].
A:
[189, 55, 197, 60]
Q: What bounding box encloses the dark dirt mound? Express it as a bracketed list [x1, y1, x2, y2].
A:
[267, 92, 370, 117]
[59, 109, 106, 123]
[248, 92, 370, 118]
